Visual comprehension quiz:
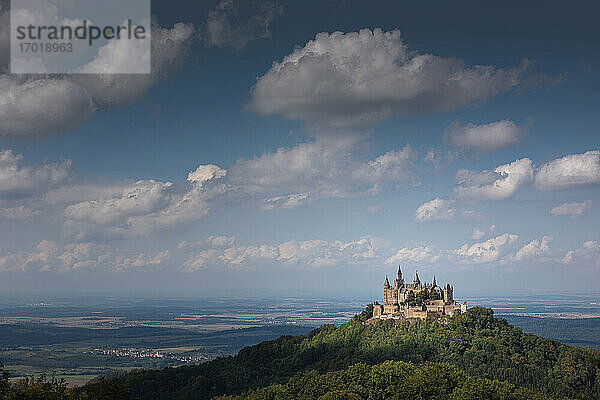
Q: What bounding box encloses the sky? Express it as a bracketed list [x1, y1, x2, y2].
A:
[0, 0, 599, 297]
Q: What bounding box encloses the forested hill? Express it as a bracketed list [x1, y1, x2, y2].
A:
[107, 306, 600, 400]
[218, 361, 551, 400]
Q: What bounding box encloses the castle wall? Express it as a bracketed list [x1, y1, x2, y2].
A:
[373, 303, 383, 317]
[404, 309, 438, 321]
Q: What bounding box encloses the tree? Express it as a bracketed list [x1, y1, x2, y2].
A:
[0, 364, 131, 400]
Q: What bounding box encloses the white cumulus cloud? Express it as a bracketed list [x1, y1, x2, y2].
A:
[550, 200, 592, 219]
[63, 164, 228, 239]
[0, 149, 73, 199]
[247, 28, 528, 127]
[0, 240, 170, 272]
[444, 119, 525, 154]
[560, 240, 600, 267]
[187, 164, 227, 183]
[0, 21, 194, 137]
[182, 236, 384, 271]
[414, 198, 456, 222]
[227, 136, 418, 202]
[19, 135, 422, 239]
[385, 246, 440, 265]
[535, 150, 600, 190]
[453, 233, 519, 264]
[455, 158, 534, 200]
[262, 193, 310, 210]
[0, 76, 95, 137]
[512, 236, 553, 261]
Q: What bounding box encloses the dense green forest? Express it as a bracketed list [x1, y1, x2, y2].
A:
[0, 365, 131, 400]
[217, 361, 551, 400]
[105, 306, 600, 400]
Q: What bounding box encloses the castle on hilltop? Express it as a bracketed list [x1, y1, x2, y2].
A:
[371, 266, 467, 321]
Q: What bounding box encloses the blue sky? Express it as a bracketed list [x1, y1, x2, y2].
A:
[0, 0, 599, 296]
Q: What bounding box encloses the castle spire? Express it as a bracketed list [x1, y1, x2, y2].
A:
[384, 275, 390, 288]
[394, 265, 404, 289]
[412, 270, 421, 289]
[433, 275, 437, 287]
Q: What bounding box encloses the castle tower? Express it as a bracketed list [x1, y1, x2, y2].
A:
[413, 271, 421, 288]
[444, 283, 453, 302]
[383, 275, 391, 305]
[432, 276, 437, 287]
[383, 274, 399, 314]
[394, 265, 404, 289]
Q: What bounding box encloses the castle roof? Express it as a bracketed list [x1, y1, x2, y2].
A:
[384, 275, 390, 287]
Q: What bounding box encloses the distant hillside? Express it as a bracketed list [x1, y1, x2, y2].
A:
[107, 306, 600, 400]
[503, 316, 600, 350]
[0, 323, 313, 348]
